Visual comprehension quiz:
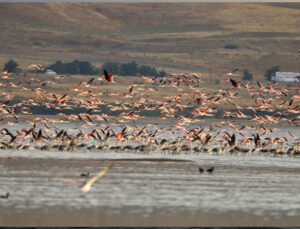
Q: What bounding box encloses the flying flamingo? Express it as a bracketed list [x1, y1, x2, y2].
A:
[226, 78, 240, 88]
[104, 69, 114, 82]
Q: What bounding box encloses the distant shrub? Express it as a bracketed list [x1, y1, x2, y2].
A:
[138, 65, 158, 76]
[224, 44, 238, 49]
[48, 60, 66, 74]
[242, 70, 253, 81]
[3, 59, 21, 73]
[101, 61, 167, 77]
[101, 62, 120, 75]
[120, 61, 138, 76]
[158, 70, 167, 77]
[264, 65, 280, 81]
[47, 59, 100, 75]
[33, 41, 42, 46]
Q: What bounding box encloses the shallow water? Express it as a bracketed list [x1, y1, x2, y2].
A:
[0, 152, 300, 226]
[0, 122, 299, 226]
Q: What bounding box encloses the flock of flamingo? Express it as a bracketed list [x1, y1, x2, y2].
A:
[0, 65, 299, 157]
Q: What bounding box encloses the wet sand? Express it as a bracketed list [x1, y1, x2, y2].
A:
[1, 155, 300, 226]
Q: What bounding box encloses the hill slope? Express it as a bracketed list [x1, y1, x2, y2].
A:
[0, 2, 300, 76]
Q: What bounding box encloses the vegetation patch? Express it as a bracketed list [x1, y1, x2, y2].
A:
[224, 44, 238, 49]
[2, 59, 167, 77]
[102, 61, 167, 77]
[47, 60, 100, 75]
[264, 65, 280, 81]
[242, 70, 253, 81]
[269, 3, 300, 10]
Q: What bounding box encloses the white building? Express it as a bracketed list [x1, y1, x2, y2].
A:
[44, 69, 57, 75]
[271, 72, 300, 82]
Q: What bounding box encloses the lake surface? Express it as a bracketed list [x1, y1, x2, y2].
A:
[0, 121, 299, 226]
[1, 149, 300, 226]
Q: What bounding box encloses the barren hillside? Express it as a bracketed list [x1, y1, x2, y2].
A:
[0, 2, 300, 76]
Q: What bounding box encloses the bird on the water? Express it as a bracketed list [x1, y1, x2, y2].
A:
[56, 163, 115, 192]
[0, 192, 9, 199]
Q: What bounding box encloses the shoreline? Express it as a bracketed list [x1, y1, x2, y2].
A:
[0, 207, 299, 227]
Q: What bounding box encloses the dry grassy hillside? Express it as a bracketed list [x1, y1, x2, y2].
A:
[0, 2, 300, 77]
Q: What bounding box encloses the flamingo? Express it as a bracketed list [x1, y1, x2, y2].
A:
[226, 78, 240, 88]
[104, 69, 114, 82]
